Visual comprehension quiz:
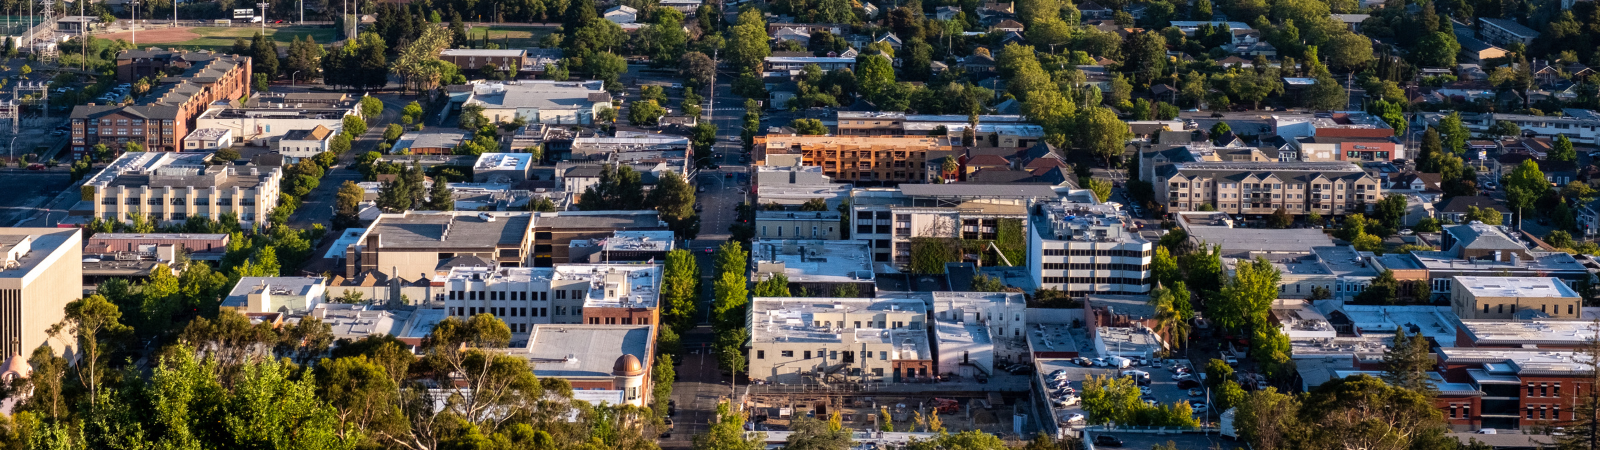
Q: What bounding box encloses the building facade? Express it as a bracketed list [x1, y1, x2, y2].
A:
[754, 135, 951, 184]
[438, 264, 660, 338]
[1027, 200, 1153, 296]
[83, 152, 281, 226]
[1155, 161, 1382, 217]
[0, 228, 82, 359]
[748, 297, 933, 384]
[75, 52, 251, 155]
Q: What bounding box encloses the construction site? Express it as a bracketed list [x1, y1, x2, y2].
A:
[740, 384, 1038, 436]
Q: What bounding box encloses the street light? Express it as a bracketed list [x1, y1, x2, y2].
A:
[9, 136, 16, 166]
[291, 70, 301, 86]
[129, 0, 140, 47]
[257, 2, 269, 36]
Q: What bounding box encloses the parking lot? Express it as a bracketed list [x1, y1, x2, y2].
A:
[1037, 355, 1211, 431]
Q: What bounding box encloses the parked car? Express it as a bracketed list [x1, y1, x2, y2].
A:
[1095, 435, 1124, 447]
[1172, 373, 1194, 381]
[1191, 402, 1210, 414]
[1188, 388, 1205, 397]
[1177, 379, 1201, 389]
[1066, 413, 1085, 423]
[26, 164, 43, 170]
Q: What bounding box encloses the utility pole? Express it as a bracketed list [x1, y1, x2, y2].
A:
[129, 0, 138, 47]
[258, 2, 268, 36]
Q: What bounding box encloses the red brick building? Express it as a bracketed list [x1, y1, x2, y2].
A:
[74, 51, 250, 155]
[1437, 347, 1591, 431]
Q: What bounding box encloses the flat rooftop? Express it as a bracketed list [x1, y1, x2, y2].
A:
[751, 239, 874, 283]
[1459, 320, 1600, 346]
[463, 80, 607, 110]
[0, 229, 79, 279]
[1439, 347, 1589, 375]
[363, 212, 532, 250]
[1033, 201, 1146, 245]
[1027, 323, 1081, 353]
[1096, 327, 1166, 354]
[1408, 251, 1589, 273]
[308, 304, 411, 340]
[474, 153, 535, 172]
[1333, 304, 1458, 346]
[532, 210, 664, 230]
[1184, 226, 1335, 256]
[396, 131, 470, 150]
[1455, 276, 1579, 298]
[86, 152, 279, 191]
[438, 264, 661, 309]
[517, 324, 652, 378]
[750, 297, 930, 358]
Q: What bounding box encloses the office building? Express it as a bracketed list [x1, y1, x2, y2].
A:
[438, 263, 660, 337]
[345, 211, 535, 280]
[755, 211, 843, 240]
[513, 324, 654, 407]
[1449, 276, 1581, 320]
[748, 297, 932, 384]
[81, 152, 282, 226]
[221, 276, 328, 313]
[850, 184, 1070, 265]
[1027, 199, 1153, 296]
[0, 228, 82, 358]
[750, 239, 875, 296]
[459, 80, 613, 125]
[930, 291, 1027, 377]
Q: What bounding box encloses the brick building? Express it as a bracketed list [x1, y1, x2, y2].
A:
[74, 51, 250, 155]
[754, 135, 952, 184]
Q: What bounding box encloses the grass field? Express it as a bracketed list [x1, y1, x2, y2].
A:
[100, 25, 340, 51]
[464, 25, 553, 49]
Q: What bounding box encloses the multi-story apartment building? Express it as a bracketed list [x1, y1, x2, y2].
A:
[0, 228, 82, 359]
[1449, 276, 1582, 320]
[437, 263, 660, 337]
[1479, 18, 1541, 48]
[754, 135, 951, 184]
[82, 152, 281, 227]
[834, 112, 1045, 148]
[346, 211, 534, 280]
[74, 51, 251, 155]
[1027, 199, 1153, 296]
[748, 296, 933, 384]
[1155, 161, 1381, 217]
[1438, 347, 1586, 431]
[850, 184, 1067, 265]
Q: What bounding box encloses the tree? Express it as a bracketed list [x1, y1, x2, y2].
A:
[1147, 285, 1192, 351]
[1152, 246, 1181, 286]
[679, 52, 716, 88]
[1080, 106, 1132, 166]
[424, 178, 453, 210]
[785, 415, 851, 450]
[580, 164, 646, 210]
[971, 275, 1006, 292]
[1354, 269, 1400, 305]
[727, 10, 772, 73]
[629, 100, 666, 125]
[1269, 207, 1292, 229]
[1381, 327, 1435, 393]
[249, 32, 280, 79]
[343, 114, 369, 137]
[1235, 388, 1305, 450]
[648, 172, 700, 239]
[1439, 112, 1469, 154]
[791, 118, 829, 135]
[1299, 375, 1450, 450]
[856, 54, 896, 100]
[48, 294, 131, 409]
[800, 198, 829, 212]
[1213, 257, 1281, 331]
[1553, 134, 1578, 162]
[694, 402, 766, 450]
[1211, 121, 1232, 137]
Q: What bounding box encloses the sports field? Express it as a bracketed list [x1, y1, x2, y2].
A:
[97, 25, 339, 50]
[463, 25, 553, 49]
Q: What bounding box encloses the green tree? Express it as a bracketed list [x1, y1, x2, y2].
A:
[1552, 134, 1578, 162]
[1152, 246, 1181, 286]
[856, 55, 896, 101]
[1213, 257, 1281, 331]
[1438, 112, 1469, 154]
[791, 118, 829, 135]
[1381, 327, 1435, 393]
[694, 402, 766, 450]
[629, 100, 666, 125]
[648, 172, 700, 239]
[424, 178, 454, 210]
[752, 273, 792, 297]
[1080, 106, 1132, 166]
[49, 294, 131, 409]
[661, 249, 700, 332]
[1299, 375, 1450, 450]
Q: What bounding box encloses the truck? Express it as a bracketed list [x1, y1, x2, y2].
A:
[1106, 356, 1132, 369]
[1219, 408, 1237, 439]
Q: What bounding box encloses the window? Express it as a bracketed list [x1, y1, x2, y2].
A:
[757, 350, 765, 359]
[880, 351, 888, 360]
[804, 351, 812, 359]
[829, 351, 838, 360]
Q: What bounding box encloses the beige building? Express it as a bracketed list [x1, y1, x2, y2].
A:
[755, 210, 842, 240]
[754, 135, 951, 184]
[0, 228, 83, 359]
[346, 212, 535, 281]
[1450, 276, 1582, 320]
[748, 297, 933, 384]
[1155, 161, 1381, 217]
[83, 152, 281, 227]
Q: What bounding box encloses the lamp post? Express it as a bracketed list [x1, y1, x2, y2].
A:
[291, 70, 301, 86]
[257, 2, 268, 36]
[9, 136, 16, 166]
[129, 0, 140, 47]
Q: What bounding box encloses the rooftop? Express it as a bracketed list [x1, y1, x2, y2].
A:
[516, 324, 653, 378]
[474, 153, 535, 172]
[1459, 320, 1600, 346]
[1095, 326, 1166, 355]
[185, 128, 231, 141]
[1032, 200, 1146, 244]
[395, 131, 470, 151]
[750, 297, 932, 358]
[0, 229, 78, 280]
[440, 48, 526, 57]
[463, 80, 608, 110]
[1180, 214, 1336, 256]
[568, 230, 677, 253]
[750, 239, 874, 283]
[1332, 304, 1458, 345]
[307, 304, 411, 340]
[1455, 276, 1579, 298]
[362, 212, 532, 250]
[438, 264, 661, 309]
[85, 152, 280, 190]
[1026, 323, 1081, 353]
[1439, 347, 1589, 376]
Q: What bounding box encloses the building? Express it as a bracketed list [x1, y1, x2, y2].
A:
[755, 135, 953, 184]
[194, 99, 357, 146]
[850, 184, 1068, 265]
[182, 128, 233, 151]
[57, 16, 98, 35]
[515, 324, 654, 407]
[1450, 276, 1581, 320]
[753, 165, 853, 209]
[473, 152, 536, 183]
[1027, 198, 1153, 296]
[438, 49, 529, 72]
[750, 239, 875, 296]
[527, 211, 668, 267]
[81, 152, 282, 226]
[833, 113, 1044, 148]
[1177, 211, 1337, 258]
[1462, 112, 1600, 144]
[0, 229, 82, 358]
[748, 297, 933, 384]
[221, 276, 328, 313]
[1437, 347, 1588, 431]
[1439, 196, 1513, 224]
[1479, 18, 1541, 47]
[566, 230, 676, 264]
[438, 263, 660, 337]
[1156, 161, 1382, 217]
[756, 211, 842, 240]
[393, 131, 470, 155]
[84, 232, 229, 259]
[929, 291, 1027, 378]
[603, 5, 639, 23]
[568, 135, 690, 162]
[1291, 136, 1403, 162]
[459, 80, 612, 125]
[1455, 320, 1600, 349]
[763, 56, 857, 72]
[74, 52, 251, 155]
[277, 125, 335, 161]
[1399, 223, 1593, 297]
[345, 211, 534, 280]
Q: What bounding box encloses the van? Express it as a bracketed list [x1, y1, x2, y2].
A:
[1107, 356, 1132, 369]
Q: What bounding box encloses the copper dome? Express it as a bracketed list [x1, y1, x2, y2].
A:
[612, 354, 645, 376]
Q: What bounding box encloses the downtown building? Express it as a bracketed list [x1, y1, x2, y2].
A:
[1027, 199, 1153, 296]
[73, 51, 251, 155]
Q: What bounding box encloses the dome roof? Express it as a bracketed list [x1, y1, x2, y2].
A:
[612, 354, 644, 376]
[1, 351, 29, 380]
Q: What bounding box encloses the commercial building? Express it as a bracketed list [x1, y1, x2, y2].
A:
[182, 128, 233, 151]
[754, 135, 952, 184]
[81, 152, 282, 226]
[750, 239, 875, 296]
[526, 211, 668, 267]
[1479, 18, 1541, 47]
[1455, 320, 1600, 349]
[1027, 199, 1153, 296]
[393, 131, 470, 155]
[514, 324, 654, 407]
[221, 276, 328, 313]
[1155, 161, 1382, 217]
[345, 211, 534, 280]
[1437, 347, 1586, 431]
[1291, 136, 1403, 162]
[569, 136, 690, 162]
[834, 112, 1044, 148]
[748, 297, 933, 384]
[1404, 223, 1592, 295]
[84, 232, 230, 259]
[459, 80, 612, 125]
[565, 230, 676, 264]
[74, 52, 251, 155]
[929, 291, 1027, 378]
[277, 125, 335, 161]
[753, 165, 852, 209]
[473, 153, 537, 183]
[1176, 211, 1337, 257]
[438, 263, 660, 337]
[194, 99, 357, 146]
[1449, 276, 1581, 320]
[850, 184, 1068, 265]
[438, 49, 529, 72]
[0, 228, 82, 358]
[755, 211, 842, 240]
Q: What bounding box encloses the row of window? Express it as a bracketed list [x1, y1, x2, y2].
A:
[1171, 181, 1374, 191]
[1041, 276, 1149, 285]
[449, 289, 579, 300]
[102, 212, 256, 221]
[78, 119, 172, 126]
[1040, 249, 1151, 257]
[1041, 263, 1149, 271]
[811, 320, 911, 329]
[760, 349, 892, 360]
[113, 197, 254, 206]
[450, 306, 563, 317]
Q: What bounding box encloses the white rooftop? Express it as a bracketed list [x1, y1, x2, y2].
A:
[1456, 276, 1579, 298]
[1459, 320, 1600, 346]
[437, 264, 661, 309]
[750, 239, 874, 283]
[474, 153, 535, 172]
[749, 297, 931, 357]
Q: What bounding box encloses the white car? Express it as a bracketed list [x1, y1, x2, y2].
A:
[1065, 413, 1086, 423]
[1139, 386, 1152, 395]
[1172, 373, 1194, 381]
[1191, 402, 1210, 414]
[1093, 358, 1108, 367]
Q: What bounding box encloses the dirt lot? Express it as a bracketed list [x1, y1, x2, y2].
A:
[96, 27, 200, 44]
